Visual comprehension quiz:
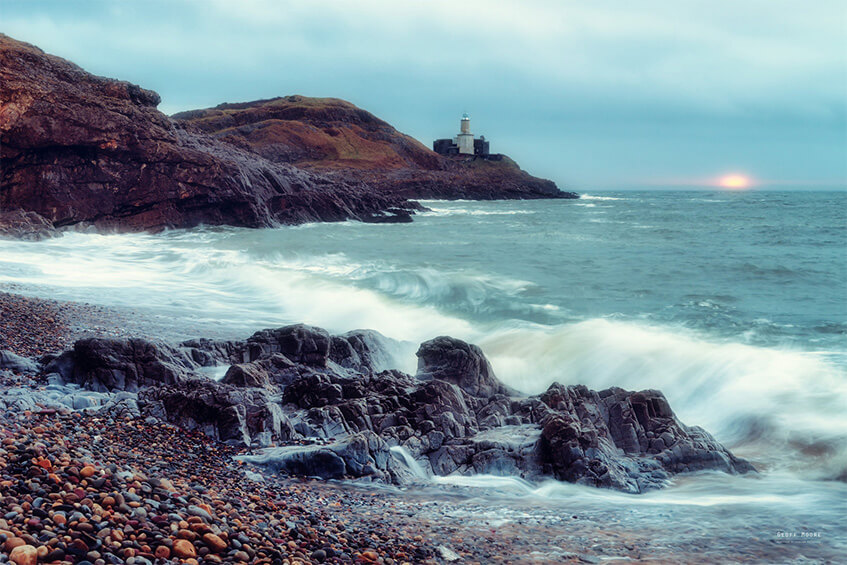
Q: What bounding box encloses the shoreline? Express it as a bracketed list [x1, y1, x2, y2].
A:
[1, 290, 844, 563]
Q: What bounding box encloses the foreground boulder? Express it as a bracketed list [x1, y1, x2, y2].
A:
[238, 432, 400, 481]
[45, 338, 197, 392]
[48, 324, 753, 492]
[416, 336, 512, 398]
[139, 379, 291, 446]
[537, 384, 754, 492]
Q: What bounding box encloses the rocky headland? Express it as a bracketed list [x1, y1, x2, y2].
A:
[172, 97, 573, 202]
[0, 34, 576, 239]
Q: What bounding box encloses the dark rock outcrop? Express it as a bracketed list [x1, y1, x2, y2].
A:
[45, 337, 197, 392]
[139, 378, 290, 446]
[0, 35, 417, 232]
[244, 324, 331, 366]
[47, 324, 752, 492]
[329, 329, 398, 374]
[416, 336, 511, 399]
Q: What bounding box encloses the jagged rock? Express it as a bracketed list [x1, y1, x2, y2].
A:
[97, 391, 141, 419]
[0, 210, 58, 240]
[139, 379, 291, 446]
[46, 338, 197, 392]
[181, 338, 248, 366]
[416, 336, 509, 398]
[329, 329, 397, 374]
[537, 384, 754, 492]
[245, 324, 331, 366]
[42, 326, 753, 492]
[221, 354, 300, 389]
[239, 431, 393, 480]
[468, 426, 544, 477]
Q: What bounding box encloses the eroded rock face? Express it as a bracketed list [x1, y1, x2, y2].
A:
[416, 336, 511, 399]
[238, 432, 396, 481]
[46, 324, 752, 492]
[0, 210, 58, 240]
[0, 35, 417, 231]
[139, 379, 291, 446]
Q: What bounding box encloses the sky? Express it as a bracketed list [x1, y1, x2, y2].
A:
[2, 0, 845, 190]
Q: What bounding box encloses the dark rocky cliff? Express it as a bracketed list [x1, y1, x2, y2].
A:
[0, 36, 417, 231]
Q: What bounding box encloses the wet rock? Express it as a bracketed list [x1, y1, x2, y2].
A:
[46, 337, 197, 392]
[0, 350, 38, 373]
[240, 432, 394, 480]
[222, 354, 303, 389]
[329, 329, 398, 374]
[0, 210, 57, 241]
[416, 336, 510, 398]
[245, 324, 331, 366]
[139, 378, 291, 446]
[538, 384, 753, 492]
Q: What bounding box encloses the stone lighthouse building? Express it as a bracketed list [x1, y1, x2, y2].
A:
[432, 114, 493, 158]
[457, 113, 474, 155]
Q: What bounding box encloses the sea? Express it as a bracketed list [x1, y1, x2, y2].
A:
[1, 189, 845, 559]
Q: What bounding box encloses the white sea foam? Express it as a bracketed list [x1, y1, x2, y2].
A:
[579, 194, 624, 201]
[478, 319, 847, 478]
[420, 207, 536, 217]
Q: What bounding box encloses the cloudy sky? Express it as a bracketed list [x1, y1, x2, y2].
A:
[3, 0, 845, 190]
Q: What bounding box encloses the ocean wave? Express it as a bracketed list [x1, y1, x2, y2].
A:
[579, 194, 624, 201]
[2, 230, 845, 481]
[478, 318, 847, 480]
[420, 207, 536, 217]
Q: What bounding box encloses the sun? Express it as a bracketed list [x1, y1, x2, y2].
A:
[718, 174, 752, 190]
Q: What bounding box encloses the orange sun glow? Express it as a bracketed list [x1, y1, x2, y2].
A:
[718, 174, 752, 190]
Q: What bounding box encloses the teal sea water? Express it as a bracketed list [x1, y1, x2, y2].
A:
[1, 190, 845, 554]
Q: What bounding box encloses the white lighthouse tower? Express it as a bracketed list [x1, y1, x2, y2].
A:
[456, 112, 474, 155]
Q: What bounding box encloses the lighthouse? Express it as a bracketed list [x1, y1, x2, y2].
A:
[456, 113, 474, 155]
[432, 113, 493, 158]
